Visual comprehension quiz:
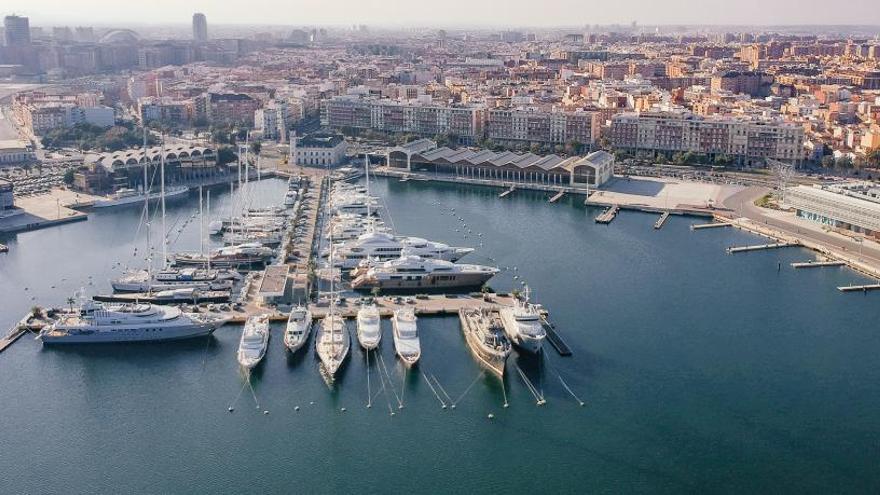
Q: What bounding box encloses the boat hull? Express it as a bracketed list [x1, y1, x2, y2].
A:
[93, 187, 189, 208]
[459, 310, 508, 378]
[40, 322, 216, 344]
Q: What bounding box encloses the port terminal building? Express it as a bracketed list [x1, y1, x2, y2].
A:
[83, 144, 219, 192]
[785, 182, 880, 240]
[386, 139, 613, 188]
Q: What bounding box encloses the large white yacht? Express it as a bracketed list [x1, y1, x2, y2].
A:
[332, 231, 473, 269]
[498, 287, 546, 354]
[111, 267, 240, 293]
[356, 302, 382, 350]
[392, 307, 421, 367]
[172, 243, 275, 268]
[284, 305, 312, 353]
[38, 302, 224, 344]
[237, 314, 270, 369]
[93, 185, 189, 208]
[351, 254, 498, 291]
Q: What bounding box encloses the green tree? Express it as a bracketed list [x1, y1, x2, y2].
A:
[63, 168, 76, 185]
[216, 146, 237, 165]
[821, 155, 835, 168]
[250, 140, 262, 155]
[866, 148, 880, 168]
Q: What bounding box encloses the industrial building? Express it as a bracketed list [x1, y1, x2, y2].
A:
[387, 139, 613, 188]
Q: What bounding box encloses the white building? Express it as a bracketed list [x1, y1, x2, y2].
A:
[0, 139, 35, 165]
[292, 134, 347, 167]
[785, 182, 880, 239]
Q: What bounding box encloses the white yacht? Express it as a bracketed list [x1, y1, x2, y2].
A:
[356, 302, 382, 350]
[498, 287, 546, 354]
[93, 185, 188, 208]
[330, 193, 381, 216]
[392, 307, 421, 367]
[315, 313, 350, 376]
[284, 305, 312, 353]
[172, 243, 275, 268]
[38, 302, 224, 344]
[284, 190, 298, 207]
[111, 267, 240, 293]
[332, 231, 473, 269]
[237, 314, 270, 369]
[351, 254, 498, 291]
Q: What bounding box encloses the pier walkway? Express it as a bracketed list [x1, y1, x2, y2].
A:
[595, 205, 620, 224]
[727, 242, 799, 254]
[549, 190, 565, 203]
[654, 211, 670, 230]
[791, 260, 845, 269]
[691, 222, 731, 230]
[838, 284, 880, 293]
[498, 186, 516, 198]
[542, 320, 572, 356]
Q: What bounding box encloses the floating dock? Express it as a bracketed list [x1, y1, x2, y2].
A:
[541, 319, 572, 356]
[691, 222, 732, 230]
[654, 211, 670, 230]
[837, 284, 880, 293]
[498, 186, 515, 198]
[791, 260, 845, 269]
[549, 190, 565, 203]
[595, 205, 620, 224]
[727, 242, 799, 254]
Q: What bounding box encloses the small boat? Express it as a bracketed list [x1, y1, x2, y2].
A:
[356, 302, 381, 350]
[237, 314, 270, 369]
[392, 307, 421, 366]
[459, 308, 510, 378]
[284, 305, 312, 353]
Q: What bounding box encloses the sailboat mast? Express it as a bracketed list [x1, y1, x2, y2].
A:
[206, 189, 212, 270]
[199, 186, 204, 256]
[160, 134, 167, 267]
[143, 124, 151, 277]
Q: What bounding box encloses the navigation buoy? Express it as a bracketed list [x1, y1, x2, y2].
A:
[503, 403, 509, 408]
[450, 404, 456, 409]
[390, 412, 396, 416]
[294, 406, 300, 411]
[341, 407, 346, 412]
[228, 407, 234, 412]
[487, 413, 495, 419]
[310, 401, 315, 405]
[367, 404, 372, 408]
[263, 410, 269, 415]
[398, 404, 403, 410]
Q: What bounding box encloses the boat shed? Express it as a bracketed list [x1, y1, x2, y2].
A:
[386, 140, 613, 188]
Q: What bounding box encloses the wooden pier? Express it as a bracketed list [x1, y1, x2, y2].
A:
[498, 186, 515, 198]
[791, 260, 846, 269]
[691, 222, 732, 230]
[541, 320, 572, 356]
[595, 205, 620, 224]
[837, 284, 880, 293]
[727, 242, 799, 254]
[549, 190, 565, 203]
[654, 211, 670, 230]
[0, 311, 36, 353]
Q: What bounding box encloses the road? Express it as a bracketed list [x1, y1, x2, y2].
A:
[723, 186, 880, 271]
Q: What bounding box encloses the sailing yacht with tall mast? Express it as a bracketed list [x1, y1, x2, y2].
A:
[315, 174, 350, 378]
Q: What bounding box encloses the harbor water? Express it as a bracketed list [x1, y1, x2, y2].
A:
[2, 177, 880, 493]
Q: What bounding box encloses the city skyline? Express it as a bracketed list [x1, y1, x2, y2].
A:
[4, 0, 880, 28]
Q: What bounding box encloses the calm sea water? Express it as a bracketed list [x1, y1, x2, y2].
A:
[1, 177, 879, 494]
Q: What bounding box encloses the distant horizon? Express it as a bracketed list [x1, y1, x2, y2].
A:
[4, 0, 880, 30]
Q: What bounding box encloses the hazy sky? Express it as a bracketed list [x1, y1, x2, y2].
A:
[5, 0, 880, 27]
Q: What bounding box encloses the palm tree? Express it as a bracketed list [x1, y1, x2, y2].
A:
[66, 297, 76, 313]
